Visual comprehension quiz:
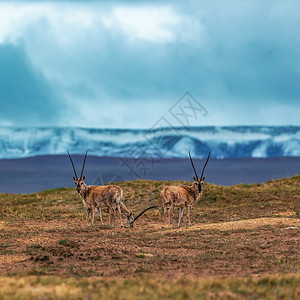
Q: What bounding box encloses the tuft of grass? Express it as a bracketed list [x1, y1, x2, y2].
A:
[25, 244, 43, 255]
[58, 239, 80, 248]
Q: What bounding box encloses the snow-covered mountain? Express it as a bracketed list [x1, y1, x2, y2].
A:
[0, 126, 299, 159]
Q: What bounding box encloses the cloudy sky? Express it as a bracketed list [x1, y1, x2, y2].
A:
[0, 0, 299, 128]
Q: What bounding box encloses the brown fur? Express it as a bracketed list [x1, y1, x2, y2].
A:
[68, 151, 132, 227]
[74, 178, 129, 227]
[161, 179, 204, 226]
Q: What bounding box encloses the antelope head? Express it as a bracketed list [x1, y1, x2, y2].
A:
[126, 206, 159, 228]
[126, 212, 135, 227]
[67, 150, 88, 194]
[189, 150, 210, 194]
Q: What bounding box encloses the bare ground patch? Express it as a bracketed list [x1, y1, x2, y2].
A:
[162, 217, 300, 233]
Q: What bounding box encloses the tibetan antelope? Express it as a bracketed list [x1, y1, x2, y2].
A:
[161, 151, 210, 226]
[126, 205, 159, 228]
[68, 151, 128, 227]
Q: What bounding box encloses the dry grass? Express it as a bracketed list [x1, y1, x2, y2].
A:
[0, 175, 299, 298]
[0, 274, 299, 299]
[162, 217, 300, 233]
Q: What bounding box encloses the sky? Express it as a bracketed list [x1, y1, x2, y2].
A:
[0, 0, 299, 128]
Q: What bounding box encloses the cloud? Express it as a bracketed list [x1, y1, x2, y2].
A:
[0, 1, 299, 128]
[103, 6, 180, 42]
[0, 44, 61, 125]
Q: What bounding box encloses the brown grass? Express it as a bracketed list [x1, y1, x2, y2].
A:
[0, 274, 299, 299]
[0, 175, 299, 298]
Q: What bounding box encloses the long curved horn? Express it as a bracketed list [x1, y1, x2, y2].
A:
[67, 151, 78, 179]
[189, 151, 198, 180]
[200, 150, 210, 180]
[80, 150, 88, 180]
[133, 206, 159, 223]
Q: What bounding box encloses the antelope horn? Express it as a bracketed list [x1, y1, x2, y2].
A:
[80, 150, 88, 180]
[200, 150, 210, 180]
[67, 151, 78, 179]
[189, 151, 199, 180]
[133, 206, 159, 223]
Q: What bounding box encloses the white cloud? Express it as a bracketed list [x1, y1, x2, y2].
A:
[0, 3, 40, 43]
[0, 2, 204, 81]
[0, 2, 201, 45]
[0, 1, 299, 128]
[0, 3, 99, 44]
[103, 6, 180, 43]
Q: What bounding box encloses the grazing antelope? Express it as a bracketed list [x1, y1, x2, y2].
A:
[161, 151, 210, 226]
[125, 205, 159, 228]
[68, 151, 129, 227]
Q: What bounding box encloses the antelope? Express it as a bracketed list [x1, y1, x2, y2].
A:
[67, 151, 158, 228]
[67, 151, 127, 227]
[161, 151, 210, 226]
[126, 205, 159, 228]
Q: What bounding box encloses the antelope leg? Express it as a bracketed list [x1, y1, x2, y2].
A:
[111, 209, 115, 227]
[109, 209, 115, 227]
[178, 207, 184, 227]
[163, 205, 168, 222]
[97, 208, 104, 225]
[169, 204, 174, 225]
[86, 208, 91, 226]
[117, 203, 123, 227]
[91, 207, 95, 226]
[161, 206, 165, 220]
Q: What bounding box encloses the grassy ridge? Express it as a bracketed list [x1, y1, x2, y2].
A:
[1, 175, 299, 222]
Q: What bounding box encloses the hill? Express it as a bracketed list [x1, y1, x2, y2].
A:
[0, 176, 300, 299]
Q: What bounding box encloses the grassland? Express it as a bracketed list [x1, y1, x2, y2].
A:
[0, 176, 300, 299]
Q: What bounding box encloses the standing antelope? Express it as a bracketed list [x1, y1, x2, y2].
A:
[161, 151, 210, 226]
[68, 151, 130, 227]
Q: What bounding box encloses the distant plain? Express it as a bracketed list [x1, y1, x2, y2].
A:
[0, 155, 299, 193]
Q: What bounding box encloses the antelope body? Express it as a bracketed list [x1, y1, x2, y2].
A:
[68, 151, 132, 227]
[161, 151, 210, 226]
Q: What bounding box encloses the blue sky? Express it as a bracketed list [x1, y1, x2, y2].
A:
[0, 0, 299, 128]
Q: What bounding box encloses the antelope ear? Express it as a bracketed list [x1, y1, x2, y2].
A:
[202, 176, 205, 181]
[82, 176, 86, 180]
[130, 212, 133, 217]
[193, 176, 196, 181]
[73, 176, 76, 180]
